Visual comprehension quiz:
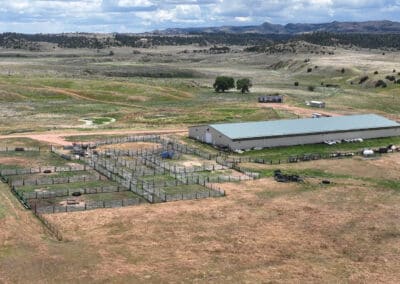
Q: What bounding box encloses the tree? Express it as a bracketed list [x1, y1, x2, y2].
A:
[213, 76, 235, 93]
[236, 78, 253, 94]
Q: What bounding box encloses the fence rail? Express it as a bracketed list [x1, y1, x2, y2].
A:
[9, 173, 103, 187]
[33, 198, 143, 214]
[0, 165, 91, 177]
[0, 146, 50, 152]
[17, 185, 128, 200]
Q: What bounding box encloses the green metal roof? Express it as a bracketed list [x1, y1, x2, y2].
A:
[210, 114, 400, 140]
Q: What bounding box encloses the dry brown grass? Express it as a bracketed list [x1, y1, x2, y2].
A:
[1, 153, 400, 282]
[242, 153, 400, 181]
[37, 157, 400, 283]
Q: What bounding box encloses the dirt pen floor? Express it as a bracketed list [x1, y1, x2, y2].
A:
[97, 142, 162, 152]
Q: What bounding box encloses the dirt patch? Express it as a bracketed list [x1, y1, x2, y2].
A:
[97, 142, 161, 151]
[58, 200, 85, 207]
[259, 103, 341, 118]
[0, 157, 28, 167]
[181, 160, 203, 167]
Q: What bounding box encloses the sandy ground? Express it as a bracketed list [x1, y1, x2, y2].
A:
[0, 129, 187, 146]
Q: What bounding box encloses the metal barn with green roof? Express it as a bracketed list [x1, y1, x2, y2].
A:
[188, 114, 400, 150]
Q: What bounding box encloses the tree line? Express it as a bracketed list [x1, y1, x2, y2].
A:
[2, 31, 400, 50]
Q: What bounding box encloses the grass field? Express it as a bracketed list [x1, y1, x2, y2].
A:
[1, 44, 400, 282]
[0, 151, 82, 169]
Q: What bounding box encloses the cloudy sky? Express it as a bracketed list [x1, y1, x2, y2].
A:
[1, 0, 400, 33]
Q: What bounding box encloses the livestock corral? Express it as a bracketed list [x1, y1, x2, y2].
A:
[0, 135, 261, 221]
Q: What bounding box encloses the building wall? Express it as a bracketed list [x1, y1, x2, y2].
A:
[227, 128, 400, 150]
[188, 125, 231, 147]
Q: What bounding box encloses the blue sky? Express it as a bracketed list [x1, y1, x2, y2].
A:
[1, 0, 400, 33]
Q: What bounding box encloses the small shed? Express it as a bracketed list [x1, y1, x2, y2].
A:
[258, 95, 283, 103]
[308, 101, 326, 108]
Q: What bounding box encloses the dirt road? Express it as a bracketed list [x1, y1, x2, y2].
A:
[0, 129, 187, 146]
[259, 103, 341, 118]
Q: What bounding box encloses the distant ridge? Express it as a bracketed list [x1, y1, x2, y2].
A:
[160, 20, 400, 34]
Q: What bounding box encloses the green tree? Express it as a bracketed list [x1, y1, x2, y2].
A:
[213, 76, 235, 93]
[236, 78, 252, 93]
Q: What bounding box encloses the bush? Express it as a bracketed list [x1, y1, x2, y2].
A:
[307, 68, 312, 73]
[375, 80, 387, 88]
[294, 82, 299, 86]
[396, 79, 400, 84]
[308, 86, 315, 92]
[341, 68, 345, 73]
[359, 76, 369, 84]
[374, 71, 379, 75]
[393, 69, 396, 73]
[386, 75, 396, 82]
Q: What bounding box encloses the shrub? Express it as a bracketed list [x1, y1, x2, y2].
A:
[375, 80, 387, 88]
[374, 71, 379, 75]
[341, 68, 345, 73]
[294, 82, 299, 86]
[396, 79, 400, 84]
[359, 76, 369, 84]
[308, 85, 315, 92]
[307, 68, 313, 73]
[386, 75, 396, 82]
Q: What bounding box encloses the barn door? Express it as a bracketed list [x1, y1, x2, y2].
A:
[205, 132, 213, 144]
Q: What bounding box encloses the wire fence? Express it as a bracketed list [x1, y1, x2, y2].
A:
[34, 211, 63, 241]
[89, 135, 162, 147]
[15, 185, 128, 200]
[0, 146, 50, 152]
[8, 173, 104, 187]
[0, 164, 91, 177]
[32, 198, 144, 214]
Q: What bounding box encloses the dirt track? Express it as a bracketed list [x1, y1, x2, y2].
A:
[0, 129, 187, 146]
[259, 103, 341, 118]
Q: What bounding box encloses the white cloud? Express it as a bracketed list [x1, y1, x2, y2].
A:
[0, 0, 399, 33]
